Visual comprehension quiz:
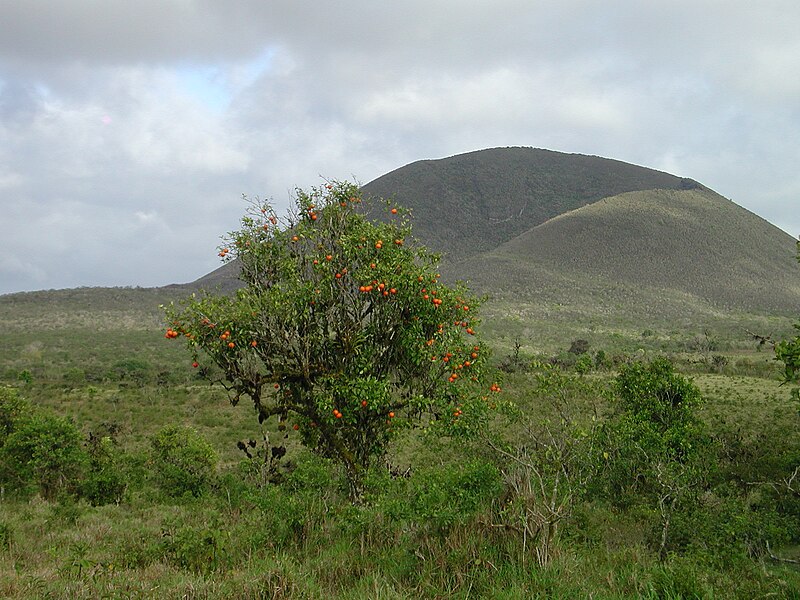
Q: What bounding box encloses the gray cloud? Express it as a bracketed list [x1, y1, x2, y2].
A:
[1, 1, 799, 294]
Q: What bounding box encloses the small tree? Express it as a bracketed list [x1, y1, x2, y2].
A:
[166, 182, 493, 499]
[0, 388, 87, 500]
[597, 358, 713, 558]
[150, 425, 217, 498]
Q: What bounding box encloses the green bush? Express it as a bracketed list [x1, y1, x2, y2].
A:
[0, 386, 27, 445]
[110, 358, 152, 384]
[163, 523, 227, 574]
[149, 425, 217, 498]
[0, 410, 87, 499]
[81, 433, 127, 505]
[63, 367, 86, 385]
[593, 359, 715, 556]
[574, 353, 593, 375]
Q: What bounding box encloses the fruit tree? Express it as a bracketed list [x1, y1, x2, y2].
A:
[165, 181, 497, 499]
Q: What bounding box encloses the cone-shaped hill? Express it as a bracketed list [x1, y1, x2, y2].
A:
[191, 148, 700, 292]
[186, 147, 798, 319]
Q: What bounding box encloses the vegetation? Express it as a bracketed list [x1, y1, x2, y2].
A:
[2, 346, 799, 597]
[166, 182, 492, 498]
[774, 240, 800, 402]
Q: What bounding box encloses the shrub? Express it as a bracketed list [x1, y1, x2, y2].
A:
[0, 410, 87, 499]
[110, 358, 152, 384]
[574, 354, 593, 375]
[568, 339, 590, 355]
[163, 523, 226, 574]
[149, 425, 217, 498]
[81, 433, 127, 505]
[0, 386, 26, 445]
[594, 358, 715, 557]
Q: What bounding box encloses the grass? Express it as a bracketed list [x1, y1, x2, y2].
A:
[2, 489, 799, 598]
[1, 277, 800, 597]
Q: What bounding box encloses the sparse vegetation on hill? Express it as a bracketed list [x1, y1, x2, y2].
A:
[186, 148, 800, 334]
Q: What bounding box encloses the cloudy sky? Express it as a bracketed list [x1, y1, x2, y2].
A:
[1, 1, 799, 295]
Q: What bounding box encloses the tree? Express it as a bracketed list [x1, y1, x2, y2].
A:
[597, 358, 714, 558]
[166, 182, 495, 499]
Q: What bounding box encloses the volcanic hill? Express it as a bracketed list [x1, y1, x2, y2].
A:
[193, 147, 799, 319]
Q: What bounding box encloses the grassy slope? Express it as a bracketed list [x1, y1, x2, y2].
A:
[487, 188, 799, 314]
[440, 188, 799, 354]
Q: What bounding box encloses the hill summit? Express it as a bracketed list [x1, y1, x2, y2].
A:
[361, 147, 702, 261]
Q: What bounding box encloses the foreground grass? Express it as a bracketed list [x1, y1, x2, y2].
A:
[1, 362, 799, 598]
[2, 463, 799, 600]
[2, 293, 800, 597]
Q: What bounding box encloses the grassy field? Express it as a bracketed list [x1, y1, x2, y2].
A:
[1, 286, 799, 598]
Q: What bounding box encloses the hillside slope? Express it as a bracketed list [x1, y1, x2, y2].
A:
[448, 188, 799, 317]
